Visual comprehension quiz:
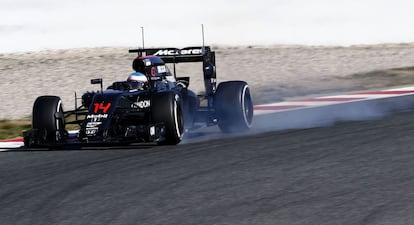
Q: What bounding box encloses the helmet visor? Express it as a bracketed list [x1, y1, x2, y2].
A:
[128, 81, 145, 90]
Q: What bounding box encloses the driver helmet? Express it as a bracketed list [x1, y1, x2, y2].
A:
[127, 72, 148, 90]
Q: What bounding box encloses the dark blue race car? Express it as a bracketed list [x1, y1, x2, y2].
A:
[23, 46, 253, 147]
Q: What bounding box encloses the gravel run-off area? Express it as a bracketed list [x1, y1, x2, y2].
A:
[1, 43, 414, 119]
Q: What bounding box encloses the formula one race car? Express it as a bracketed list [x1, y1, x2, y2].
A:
[23, 46, 253, 147]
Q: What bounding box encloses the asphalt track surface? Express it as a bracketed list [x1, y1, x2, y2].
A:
[1, 112, 414, 225]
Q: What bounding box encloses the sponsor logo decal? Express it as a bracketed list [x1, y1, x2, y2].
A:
[144, 59, 152, 66]
[157, 65, 167, 73]
[86, 114, 108, 122]
[85, 128, 98, 136]
[154, 48, 203, 56]
[86, 122, 102, 128]
[131, 100, 151, 109]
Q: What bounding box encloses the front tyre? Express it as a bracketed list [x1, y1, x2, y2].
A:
[215, 81, 253, 133]
[152, 92, 184, 145]
[28, 96, 66, 147]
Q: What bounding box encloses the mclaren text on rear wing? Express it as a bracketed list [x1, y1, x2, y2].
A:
[129, 46, 214, 64]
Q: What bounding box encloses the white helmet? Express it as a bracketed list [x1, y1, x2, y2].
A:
[127, 72, 148, 90]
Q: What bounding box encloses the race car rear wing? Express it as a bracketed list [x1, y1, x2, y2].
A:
[129, 46, 215, 64]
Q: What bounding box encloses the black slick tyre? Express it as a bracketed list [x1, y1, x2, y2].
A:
[31, 95, 65, 146]
[215, 81, 253, 133]
[151, 92, 184, 145]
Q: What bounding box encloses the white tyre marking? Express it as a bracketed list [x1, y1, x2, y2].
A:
[173, 100, 182, 140]
[241, 85, 253, 128]
[56, 100, 62, 131]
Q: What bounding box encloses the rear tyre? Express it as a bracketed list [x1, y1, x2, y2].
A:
[31, 96, 66, 146]
[215, 81, 253, 133]
[152, 92, 184, 145]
